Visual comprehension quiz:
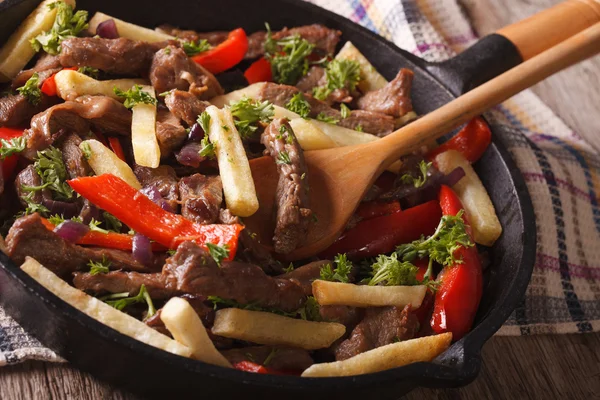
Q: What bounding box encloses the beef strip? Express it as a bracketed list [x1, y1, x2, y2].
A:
[11, 53, 62, 90]
[178, 174, 223, 224]
[222, 346, 314, 371]
[6, 214, 158, 276]
[273, 24, 341, 55]
[163, 241, 306, 312]
[59, 37, 171, 75]
[72, 271, 178, 298]
[14, 165, 48, 207]
[295, 66, 325, 92]
[78, 198, 100, 225]
[279, 260, 331, 296]
[357, 68, 414, 118]
[335, 305, 419, 361]
[319, 306, 364, 328]
[60, 133, 92, 179]
[155, 109, 187, 156]
[164, 89, 209, 126]
[258, 83, 394, 135]
[246, 31, 269, 59]
[261, 118, 312, 254]
[134, 165, 180, 212]
[156, 25, 229, 45]
[0, 94, 57, 128]
[150, 45, 223, 100]
[23, 96, 131, 159]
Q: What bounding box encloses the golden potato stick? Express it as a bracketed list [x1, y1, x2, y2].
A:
[131, 85, 160, 168]
[335, 41, 388, 93]
[288, 118, 337, 150]
[0, 0, 76, 81]
[54, 70, 146, 102]
[87, 12, 173, 42]
[161, 298, 232, 368]
[21, 257, 192, 357]
[434, 150, 502, 246]
[205, 106, 259, 217]
[301, 332, 452, 377]
[80, 139, 141, 189]
[312, 280, 427, 308]
[209, 83, 267, 108]
[212, 308, 345, 350]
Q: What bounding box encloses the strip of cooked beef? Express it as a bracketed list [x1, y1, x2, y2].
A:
[23, 96, 131, 159]
[258, 82, 394, 135]
[356, 68, 414, 118]
[11, 53, 62, 90]
[218, 209, 284, 275]
[155, 109, 187, 156]
[178, 174, 223, 224]
[335, 305, 419, 361]
[150, 45, 223, 100]
[156, 25, 229, 45]
[246, 31, 269, 59]
[261, 118, 312, 254]
[163, 241, 306, 312]
[6, 214, 159, 276]
[0, 94, 57, 128]
[319, 306, 364, 328]
[222, 346, 314, 371]
[59, 37, 172, 75]
[279, 260, 331, 296]
[78, 198, 100, 225]
[14, 165, 51, 207]
[60, 133, 92, 179]
[273, 24, 341, 56]
[164, 90, 209, 126]
[72, 271, 178, 298]
[295, 66, 326, 92]
[134, 165, 180, 212]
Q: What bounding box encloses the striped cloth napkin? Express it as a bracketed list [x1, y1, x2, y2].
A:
[1, 0, 599, 366]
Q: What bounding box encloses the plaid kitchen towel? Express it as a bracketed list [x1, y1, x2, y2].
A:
[1, 0, 600, 366]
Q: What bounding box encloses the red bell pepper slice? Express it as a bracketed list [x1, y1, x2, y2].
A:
[232, 361, 299, 376]
[320, 200, 442, 259]
[244, 57, 272, 84]
[430, 185, 483, 340]
[0, 127, 25, 181]
[192, 28, 248, 75]
[67, 174, 243, 258]
[426, 117, 492, 163]
[108, 137, 126, 162]
[355, 201, 401, 221]
[40, 67, 77, 97]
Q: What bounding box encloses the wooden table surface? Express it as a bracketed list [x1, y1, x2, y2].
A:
[2, 0, 600, 399]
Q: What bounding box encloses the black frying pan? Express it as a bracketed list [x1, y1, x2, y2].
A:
[1, 0, 591, 398]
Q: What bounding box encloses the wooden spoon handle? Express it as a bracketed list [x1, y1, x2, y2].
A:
[498, 0, 600, 60]
[373, 22, 600, 167]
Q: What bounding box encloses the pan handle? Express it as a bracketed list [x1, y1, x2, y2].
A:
[426, 0, 600, 96]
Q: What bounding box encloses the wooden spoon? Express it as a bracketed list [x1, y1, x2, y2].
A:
[246, 22, 600, 261]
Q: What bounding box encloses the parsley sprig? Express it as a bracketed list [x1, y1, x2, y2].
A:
[102, 284, 156, 317]
[367, 253, 419, 286]
[316, 112, 339, 125]
[114, 85, 157, 109]
[88, 257, 111, 275]
[22, 147, 74, 201]
[319, 254, 353, 283]
[313, 59, 361, 101]
[400, 160, 432, 188]
[285, 92, 311, 118]
[208, 294, 322, 321]
[31, 1, 88, 55]
[229, 97, 274, 139]
[0, 136, 26, 159]
[182, 39, 211, 56]
[77, 66, 99, 79]
[206, 243, 230, 265]
[16, 73, 42, 105]
[264, 23, 315, 85]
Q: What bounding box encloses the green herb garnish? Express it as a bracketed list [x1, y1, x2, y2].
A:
[316, 112, 339, 125]
[319, 254, 353, 283]
[285, 92, 311, 118]
[102, 284, 156, 317]
[30, 1, 88, 55]
[264, 23, 315, 85]
[88, 257, 111, 275]
[229, 97, 274, 139]
[0, 136, 26, 159]
[400, 160, 432, 188]
[22, 147, 73, 200]
[113, 85, 157, 109]
[312, 59, 361, 101]
[16, 73, 42, 105]
[181, 39, 211, 56]
[77, 66, 99, 78]
[276, 151, 291, 165]
[340, 103, 351, 119]
[206, 243, 230, 265]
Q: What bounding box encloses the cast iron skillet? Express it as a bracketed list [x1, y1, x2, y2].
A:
[0, 0, 537, 398]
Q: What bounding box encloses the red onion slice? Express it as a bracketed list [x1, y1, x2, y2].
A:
[140, 186, 176, 213]
[54, 220, 90, 243]
[132, 233, 153, 266]
[440, 167, 466, 187]
[187, 123, 204, 142]
[175, 142, 205, 168]
[96, 19, 120, 39]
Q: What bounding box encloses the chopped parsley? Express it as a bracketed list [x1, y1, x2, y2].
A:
[198, 111, 211, 133]
[88, 218, 109, 234]
[319, 254, 353, 283]
[102, 284, 156, 317]
[208, 294, 322, 321]
[366, 253, 419, 286]
[22, 147, 74, 201]
[20, 192, 50, 216]
[181, 39, 211, 56]
[298, 296, 322, 321]
[16, 73, 42, 105]
[355, 124, 363, 132]
[400, 160, 432, 188]
[30, 1, 88, 55]
[316, 112, 339, 125]
[206, 243, 230, 265]
[283, 263, 295, 273]
[88, 257, 111, 275]
[229, 97, 274, 139]
[340, 103, 351, 119]
[0, 136, 26, 159]
[77, 66, 99, 78]
[312, 59, 361, 101]
[167, 249, 177, 256]
[285, 92, 311, 118]
[103, 212, 122, 233]
[199, 135, 216, 158]
[262, 348, 278, 366]
[113, 85, 157, 109]
[264, 23, 315, 85]
[80, 142, 92, 160]
[276, 151, 291, 165]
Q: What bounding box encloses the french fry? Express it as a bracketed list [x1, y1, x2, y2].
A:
[21, 257, 192, 358]
[54, 70, 146, 102]
[87, 12, 173, 42]
[161, 298, 232, 368]
[301, 333, 452, 377]
[80, 139, 141, 189]
[131, 85, 160, 168]
[0, 0, 76, 81]
[434, 150, 502, 246]
[335, 41, 388, 93]
[288, 118, 337, 150]
[312, 280, 427, 308]
[209, 83, 267, 108]
[212, 308, 345, 350]
[205, 106, 259, 217]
